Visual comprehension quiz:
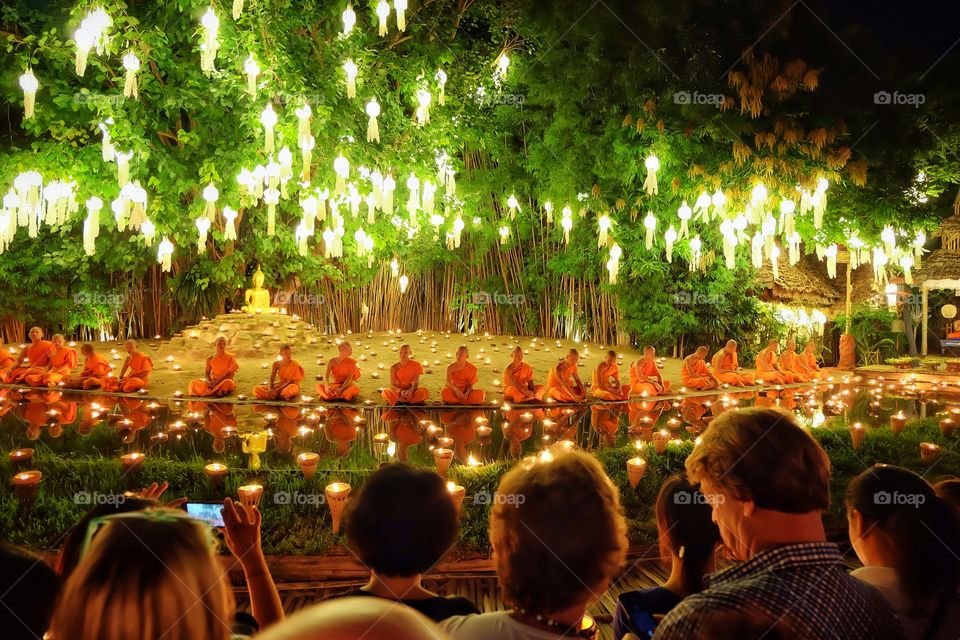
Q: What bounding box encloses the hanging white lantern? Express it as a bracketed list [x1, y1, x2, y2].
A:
[232, 0, 244, 19]
[813, 177, 828, 229]
[405, 173, 420, 215]
[74, 27, 95, 76]
[507, 194, 519, 219]
[751, 231, 763, 269]
[711, 189, 726, 216]
[264, 187, 280, 235]
[873, 247, 889, 287]
[222, 206, 238, 241]
[127, 183, 148, 229]
[294, 221, 310, 256]
[365, 193, 376, 224]
[824, 243, 838, 279]
[664, 225, 677, 263]
[299, 135, 315, 181]
[382, 174, 396, 214]
[643, 211, 656, 250]
[115, 150, 133, 188]
[260, 102, 277, 154]
[762, 215, 776, 259]
[82, 197, 103, 256]
[422, 181, 436, 216]
[607, 243, 622, 284]
[376, 1, 390, 36]
[157, 236, 174, 272]
[394, 0, 408, 31]
[334, 155, 350, 193]
[435, 69, 447, 105]
[693, 191, 711, 221]
[561, 207, 573, 245]
[544, 201, 553, 224]
[99, 120, 115, 162]
[494, 53, 510, 86]
[370, 170, 384, 209]
[415, 89, 432, 126]
[732, 214, 748, 243]
[397, 273, 410, 294]
[342, 5, 356, 36]
[847, 234, 863, 270]
[141, 219, 156, 245]
[677, 201, 692, 239]
[277, 147, 293, 198]
[787, 232, 801, 265]
[244, 55, 260, 97]
[343, 60, 358, 98]
[779, 198, 796, 236]
[643, 155, 659, 195]
[689, 235, 702, 271]
[295, 104, 312, 144]
[453, 215, 465, 248]
[365, 98, 381, 142]
[195, 217, 211, 253]
[122, 51, 140, 98]
[900, 254, 914, 285]
[597, 214, 611, 247]
[770, 245, 780, 280]
[881, 226, 896, 256]
[19, 69, 38, 119]
[390, 258, 400, 277]
[499, 225, 510, 245]
[749, 183, 767, 224]
[200, 8, 220, 76]
[914, 231, 926, 264]
[202, 183, 218, 220]
[719, 219, 736, 268]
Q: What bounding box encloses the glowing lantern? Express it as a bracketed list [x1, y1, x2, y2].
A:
[507, 194, 520, 218]
[99, 120, 114, 161]
[260, 102, 277, 154]
[914, 231, 925, 263]
[881, 226, 896, 256]
[264, 188, 280, 235]
[121, 52, 140, 98]
[299, 136, 315, 181]
[694, 191, 711, 221]
[643, 155, 659, 195]
[561, 207, 573, 244]
[544, 201, 553, 224]
[343, 60, 358, 98]
[787, 232, 801, 266]
[499, 225, 510, 245]
[597, 214, 612, 247]
[719, 219, 736, 268]
[334, 155, 350, 193]
[406, 173, 420, 215]
[195, 217, 211, 253]
[677, 201, 692, 239]
[395, 0, 407, 31]
[399, 274, 409, 293]
[689, 235, 702, 271]
[390, 258, 400, 277]
[202, 183, 218, 220]
[222, 206, 238, 241]
[244, 55, 260, 96]
[900, 254, 914, 285]
[382, 174, 396, 214]
[422, 181, 436, 216]
[233, 0, 244, 19]
[711, 189, 726, 215]
[435, 69, 447, 105]
[824, 244, 838, 279]
[376, 1, 390, 36]
[115, 150, 133, 188]
[813, 178, 828, 228]
[74, 27, 95, 76]
[157, 237, 174, 272]
[415, 89, 432, 125]
[342, 5, 356, 35]
[200, 8, 220, 76]
[83, 197, 102, 256]
[751, 231, 763, 269]
[140, 219, 155, 245]
[365, 98, 381, 142]
[607, 243, 622, 284]
[19, 70, 38, 119]
[643, 212, 656, 250]
[452, 216, 465, 248]
[664, 225, 677, 263]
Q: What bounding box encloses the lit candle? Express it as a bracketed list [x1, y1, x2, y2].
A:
[297, 452, 320, 479]
[554, 439, 576, 453]
[12, 470, 42, 502]
[325, 482, 351, 534]
[237, 483, 264, 506]
[940, 418, 957, 439]
[476, 425, 493, 438]
[372, 432, 390, 444]
[204, 462, 228, 484]
[889, 412, 906, 435]
[652, 430, 670, 455]
[8, 448, 34, 466]
[434, 447, 454, 476]
[437, 436, 454, 449]
[920, 442, 942, 465]
[849, 423, 866, 450]
[446, 480, 466, 512]
[120, 452, 145, 473]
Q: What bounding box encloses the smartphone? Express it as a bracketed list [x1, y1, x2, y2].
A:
[185, 501, 225, 528]
[625, 604, 658, 639]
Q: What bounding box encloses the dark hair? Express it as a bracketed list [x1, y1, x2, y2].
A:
[0, 543, 61, 640]
[656, 475, 720, 594]
[57, 497, 160, 578]
[607, 350, 616, 357]
[934, 477, 960, 511]
[847, 465, 960, 604]
[345, 464, 457, 577]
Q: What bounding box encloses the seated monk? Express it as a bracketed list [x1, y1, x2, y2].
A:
[253, 344, 304, 401]
[315, 342, 361, 402]
[103, 340, 154, 393]
[62, 344, 113, 390]
[503, 347, 545, 403]
[0, 341, 15, 380]
[441, 346, 486, 405]
[801, 341, 823, 379]
[681, 346, 718, 390]
[381, 344, 429, 405]
[779, 338, 813, 383]
[545, 349, 587, 403]
[3, 326, 52, 384]
[629, 346, 672, 397]
[591, 350, 628, 401]
[710, 340, 755, 387]
[25, 334, 78, 387]
[755, 339, 794, 384]
[188, 337, 240, 397]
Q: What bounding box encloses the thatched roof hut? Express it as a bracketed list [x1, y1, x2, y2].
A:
[754, 256, 842, 307]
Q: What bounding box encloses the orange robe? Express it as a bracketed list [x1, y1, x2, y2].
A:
[441, 361, 486, 404]
[629, 359, 671, 396]
[316, 357, 362, 401]
[711, 350, 755, 386]
[779, 351, 811, 383]
[381, 360, 430, 405]
[755, 348, 792, 384]
[103, 352, 154, 393]
[800, 351, 822, 378]
[5, 340, 52, 383]
[0, 348, 15, 370]
[253, 359, 304, 401]
[591, 362, 628, 400]
[188, 352, 239, 397]
[63, 353, 113, 390]
[681, 357, 717, 390]
[25, 347, 77, 387]
[546, 362, 585, 403]
[503, 362, 545, 403]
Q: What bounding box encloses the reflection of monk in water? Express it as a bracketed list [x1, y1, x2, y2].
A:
[324, 407, 361, 457]
[679, 396, 711, 431]
[590, 404, 621, 447]
[440, 408, 483, 462]
[380, 408, 425, 462]
[627, 399, 665, 432]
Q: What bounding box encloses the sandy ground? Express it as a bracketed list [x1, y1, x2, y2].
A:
[75, 312, 686, 401]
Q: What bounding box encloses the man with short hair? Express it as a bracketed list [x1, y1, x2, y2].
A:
[680, 346, 718, 390]
[545, 349, 586, 403]
[655, 407, 903, 639]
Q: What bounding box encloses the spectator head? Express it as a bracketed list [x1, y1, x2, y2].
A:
[0, 543, 61, 640]
[490, 451, 627, 617]
[656, 475, 720, 594]
[934, 477, 960, 510]
[685, 407, 830, 560]
[256, 597, 447, 640]
[50, 508, 234, 640]
[345, 464, 457, 577]
[57, 496, 159, 578]
[847, 465, 960, 604]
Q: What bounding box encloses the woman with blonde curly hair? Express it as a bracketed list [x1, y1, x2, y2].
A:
[443, 450, 628, 639]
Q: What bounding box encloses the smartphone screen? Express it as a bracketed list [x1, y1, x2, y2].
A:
[627, 607, 658, 639]
[185, 502, 225, 528]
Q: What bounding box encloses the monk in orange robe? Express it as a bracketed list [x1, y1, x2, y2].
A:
[188, 337, 240, 397]
[62, 344, 113, 390]
[591, 350, 628, 400]
[441, 346, 486, 405]
[382, 344, 430, 405]
[546, 349, 587, 403]
[710, 340, 755, 387]
[779, 338, 813, 383]
[801, 341, 823, 379]
[4, 327, 52, 384]
[681, 346, 718, 390]
[503, 347, 545, 403]
[103, 340, 154, 393]
[253, 344, 304, 401]
[0, 341, 15, 380]
[629, 346, 672, 397]
[316, 341, 361, 402]
[755, 339, 793, 384]
[25, 334, 77, 387]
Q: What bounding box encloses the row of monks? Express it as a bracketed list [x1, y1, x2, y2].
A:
[0, 327, 822, 404]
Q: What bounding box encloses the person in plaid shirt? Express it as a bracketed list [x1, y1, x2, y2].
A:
[654, 407, 904, 639]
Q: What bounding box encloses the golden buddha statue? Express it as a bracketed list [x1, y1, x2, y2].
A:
[241, 266, 281, 314]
